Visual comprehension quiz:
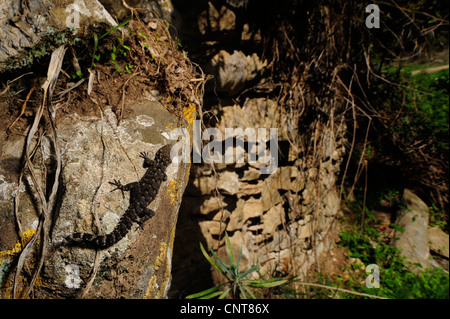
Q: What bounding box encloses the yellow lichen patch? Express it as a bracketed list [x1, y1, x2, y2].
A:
[156, 222, 177, 299]
[169, 217, 177, 248]
[154, 242, 167, 271]
[143, 274, 157, 299]
[166, 180, 180, 205]
[183, 103, 196, 127]
[155, 245, 172, 299]
[0, 229, 38, 299]
[0, 229, 36, 259]
[143, 242, 168, 299]
[165, 122, 174, 131]
[142, 220, 178, 299]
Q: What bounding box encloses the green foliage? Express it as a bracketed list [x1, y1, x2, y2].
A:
[88, 20, 133, 74]
[109, 37, 132, 74]
[339, 226, 449, 299]
[176, 38, 183, 50]
[342, 185, 398, 238]
[339, 157, 449, 299]
[71, 70, 83, 80]
[186, 233, 288, 299]
[429, 204, 448, 230]
[391, 68, 449, 155]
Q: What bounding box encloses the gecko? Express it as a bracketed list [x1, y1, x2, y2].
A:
[62, 144, 172, 249]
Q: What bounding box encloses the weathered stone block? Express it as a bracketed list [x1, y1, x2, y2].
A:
[394, 189, 431, 272]
[199, 196, 227, 215]
[226, 199, 245, 232]
[262, 204, 285, 235]
[217, 171, 240, 195]
[242, 198, 264, 220]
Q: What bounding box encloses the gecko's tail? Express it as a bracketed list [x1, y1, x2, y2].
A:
[62, 232, 107, 249]
[62, 211, 134, 249]
[63, 228, 126, 249]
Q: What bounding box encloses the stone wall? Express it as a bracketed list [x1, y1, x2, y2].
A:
[171, 93, 347, 297]
[170, 0, 349, 296]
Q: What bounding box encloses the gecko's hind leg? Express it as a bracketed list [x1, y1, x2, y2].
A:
[137, 208, 155, 229]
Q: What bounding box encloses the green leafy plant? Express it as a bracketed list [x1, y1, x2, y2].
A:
[89, 20, 131, 64]
[71, 70, 83, 79]
[109, 37, 132, 73]
[390, 68, 449, 155]
[186, 233, 288, 299]
[429, 204, 448, 230]
[338, 179, 448, 299]
[339, 228, 449, 299]
[88, 19, 132, 72]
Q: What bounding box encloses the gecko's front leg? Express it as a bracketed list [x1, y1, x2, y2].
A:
[109, 179, 138, 198]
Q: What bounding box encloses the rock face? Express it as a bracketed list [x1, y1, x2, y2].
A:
[100, 0, 178, 27]
[428, 226, 449, 258]
[0, 0, 196, 298]
[172, 98, 346, 294]
[0, 93, 190, 298]
[204, 50, 267, 96]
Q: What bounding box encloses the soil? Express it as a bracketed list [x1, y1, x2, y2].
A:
[0, 19, 199, 140]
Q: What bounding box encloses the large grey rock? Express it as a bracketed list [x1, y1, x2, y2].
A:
[394, 189, 431, 272]
[0, 92, 191, 298]
[428, 226, 449, 258]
